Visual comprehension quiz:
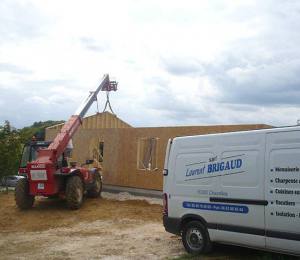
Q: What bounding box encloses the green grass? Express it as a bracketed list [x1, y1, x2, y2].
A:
[170, 244, 299, 260]
[172, 253, 297, 260]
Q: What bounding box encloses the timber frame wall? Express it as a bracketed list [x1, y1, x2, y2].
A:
[46, 113, 270, 191]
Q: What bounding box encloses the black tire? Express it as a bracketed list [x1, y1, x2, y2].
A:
[87, 172, 102, 198]
[182, 221, 212, 255]
[66, 175, 83, 210]
[15, 178, 35, 210]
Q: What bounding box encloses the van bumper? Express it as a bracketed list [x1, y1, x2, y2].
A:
[163, 215, 181, 235]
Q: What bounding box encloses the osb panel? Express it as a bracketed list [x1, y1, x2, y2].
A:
[46, 127, 122, 185]
[46, 112, 131, 130]
[46, 124, 270, 191]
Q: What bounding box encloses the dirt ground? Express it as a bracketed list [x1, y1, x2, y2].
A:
[0, 192, 297, 260]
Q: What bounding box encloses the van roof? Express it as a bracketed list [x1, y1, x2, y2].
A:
[173, 124, 300, 141]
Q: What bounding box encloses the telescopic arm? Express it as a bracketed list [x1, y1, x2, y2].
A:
[37, 74, 111, 163]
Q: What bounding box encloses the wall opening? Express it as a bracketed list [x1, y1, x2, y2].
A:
[137, 137, 158, 171]
[99, 141, 104, 162]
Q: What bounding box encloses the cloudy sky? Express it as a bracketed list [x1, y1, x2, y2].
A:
[1, 0, 300, 128]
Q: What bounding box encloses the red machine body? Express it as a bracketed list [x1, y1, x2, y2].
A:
[26, 115, 83, 196]
[17, 74, 113, 205]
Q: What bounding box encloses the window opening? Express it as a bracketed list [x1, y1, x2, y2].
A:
[99, 141, 104, 162]
[137, 137, 158, 170]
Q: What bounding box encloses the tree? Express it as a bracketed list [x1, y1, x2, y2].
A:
[19, 120, 64, 142]
[0, 121, 22, 179]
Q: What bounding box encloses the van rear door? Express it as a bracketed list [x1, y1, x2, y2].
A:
[265, 130, 300, 254]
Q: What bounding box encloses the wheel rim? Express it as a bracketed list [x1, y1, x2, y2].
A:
[186, 227, 203, 251]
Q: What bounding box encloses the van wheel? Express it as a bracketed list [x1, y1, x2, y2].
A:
[182, 221, 212, 255]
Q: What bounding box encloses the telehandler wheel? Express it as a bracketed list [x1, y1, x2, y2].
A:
[87, 172, 102, 198]
[182, 221, 212, 255]
[66, 175, 83, 210]
[15, 178, 35, 210]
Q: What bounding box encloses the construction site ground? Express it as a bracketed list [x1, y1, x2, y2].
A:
[0, 191, 296, 260]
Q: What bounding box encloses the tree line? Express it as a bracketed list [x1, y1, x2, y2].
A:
[0, 120, 64, 180]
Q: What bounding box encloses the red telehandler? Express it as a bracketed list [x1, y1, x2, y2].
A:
[15, 74, 117, 210]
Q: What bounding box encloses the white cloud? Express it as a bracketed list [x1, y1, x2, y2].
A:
[0, 0, 300, 128]
[25, 96, 50, 105]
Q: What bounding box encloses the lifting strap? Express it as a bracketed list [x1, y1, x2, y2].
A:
[102, 91, 115, 114]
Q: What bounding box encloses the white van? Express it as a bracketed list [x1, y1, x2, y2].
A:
[163, 126, 300, 256]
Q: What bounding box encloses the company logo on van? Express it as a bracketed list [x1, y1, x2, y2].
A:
[185, 154, 245, 181]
